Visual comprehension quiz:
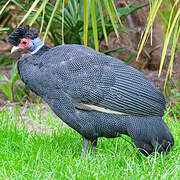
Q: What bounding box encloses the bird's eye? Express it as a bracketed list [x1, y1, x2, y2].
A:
[22, 41, 27, 45]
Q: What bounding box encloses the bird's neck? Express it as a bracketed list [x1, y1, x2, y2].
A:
[31, 44, 51, 57]
[29, 38, 50, 56]
[27, 37, 44, 54]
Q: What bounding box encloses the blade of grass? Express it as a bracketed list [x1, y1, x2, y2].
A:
[90, 0, 99, 51]
[169, 21, 180, 78]
[117, 2, 148, 18]
[67, 0, 75, 19]
[84, 0, 89, 46]
[39, 7, 45, 34]
[29, 0, 49, 26]
[125, 53, 136, 64]
[108, 0, 115, 20]
[103, 0, 119, 39]
[61, 0, 65, 44]
[0, 0, 11, 16]
[18, 0, 40, 26]
[97, 0, 108, 45]
[159, 2, 180, 76]
[136, 0, 162, 61]
[164, 19, 180, 88]
[11, 0, 25, 10]
[111, 0, 122, 25]
[150, 2, 153, 46]
[43, 0, 62, 42]
[0, 28, 9, 32]
[73, 0, 78, 19]
[103, 46, 130, 54]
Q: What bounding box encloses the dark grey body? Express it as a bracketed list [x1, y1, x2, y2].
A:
[17, 44, 174, 156]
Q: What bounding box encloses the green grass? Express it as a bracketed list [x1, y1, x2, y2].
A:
[0, 104, 179, 179]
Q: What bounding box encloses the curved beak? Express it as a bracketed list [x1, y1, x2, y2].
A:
[11, 46, 20, 54]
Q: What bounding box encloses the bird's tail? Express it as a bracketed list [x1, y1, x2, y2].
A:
[126, 116, 174, 156]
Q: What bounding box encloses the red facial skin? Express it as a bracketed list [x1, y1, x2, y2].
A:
[19, 38, 31, 50]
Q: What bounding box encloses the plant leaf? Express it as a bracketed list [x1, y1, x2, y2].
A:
[159, 5, 180, 76]
[103, 0, 119, 39]
[0, 0, 11, 16]
[0, 84, 12, 100]
[136, 0, 163, 61]
[43, 0, 62, 42]
[164, 17, 180, 88]
[18, 0, 41, 26]
[90, 0, 99, 51]
[0, 74, 9, 83]
[10, 64, 20, 85]
[0, 28, 9, 32]
[97, 0, 108, 45]
[83, 0, 89, 46]
[29, 0, 49, 26]
[103, 46, 130, 54]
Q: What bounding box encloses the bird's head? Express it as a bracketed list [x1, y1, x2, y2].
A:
[8, 26, 43, 54]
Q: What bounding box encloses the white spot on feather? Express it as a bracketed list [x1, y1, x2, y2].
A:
[60, 61, 66, 65]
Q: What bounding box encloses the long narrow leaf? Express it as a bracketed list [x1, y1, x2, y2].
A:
[40, 7, 45, 34]
[29, 0, 49, 26]
[11, 0, 25, 10]
[111, 0, 122, 25]
[136, 0, 162, 61]
[0, 74, 9, 83]
[43, 0, 62, 42]
[0, 84, 12, 100]
[62, 0, 65, 44]
[169, 24, 180, 77]
[90, 0, 99, 51]
[97, 0, 108, 45]
[18, 0, 40, 26]
[159, 3, 180, 76]
[103, 47, 130, 54]
[164, 22, 180, 88]
[83, 0, 89, 46]
[0, 28, 9, 32]
[0, 0, 11, 16]
[68, 0, 75, 18]
[103, 0, 119, 39]
[108, 0, 115, 20]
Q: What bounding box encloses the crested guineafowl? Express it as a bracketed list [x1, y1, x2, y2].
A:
[8, 26, 174, 156]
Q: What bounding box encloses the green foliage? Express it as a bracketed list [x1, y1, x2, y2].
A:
[0, 56, 12, 66]
[0, 64, 23, 101]
[165, 79, 180, 120]
[0, 28, 12, 66]
[117, 0, 147, 18]
[103, 46, 130, 55]
[137, 0, 180, 87]
[0, 0, 145, 48]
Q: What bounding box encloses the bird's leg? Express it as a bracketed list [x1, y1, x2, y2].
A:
[91, 138, 97, 155]
[81, 137, 89, 157]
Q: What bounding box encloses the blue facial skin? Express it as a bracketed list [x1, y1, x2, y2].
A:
[26, 37, 44, 53]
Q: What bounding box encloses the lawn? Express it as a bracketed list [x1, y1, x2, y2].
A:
[0, 104, 179, 179]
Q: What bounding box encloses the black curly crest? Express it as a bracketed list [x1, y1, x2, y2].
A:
[8, 26, 38, 46]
